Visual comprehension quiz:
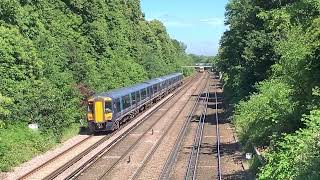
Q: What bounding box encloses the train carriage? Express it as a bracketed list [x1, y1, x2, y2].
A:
[87, 73, 183, 132]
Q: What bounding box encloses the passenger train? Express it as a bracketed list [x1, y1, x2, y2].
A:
[87, 73, 183, 132]
[198, 66, 204, 73]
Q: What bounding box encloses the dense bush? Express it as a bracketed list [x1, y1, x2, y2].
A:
[259, 109, 320, 179]
[0, 0, 192, 134]
[233, 80, 297, 150]
[0, 0, 193, 171]
[218, 0, 320, 178]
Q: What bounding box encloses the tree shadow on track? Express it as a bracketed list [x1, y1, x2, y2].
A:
[223, 169, 253, 180]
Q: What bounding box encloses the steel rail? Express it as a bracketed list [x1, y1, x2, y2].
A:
[97, 74, 207, 180]
[66, 74, 199, 180]
[184, 88, 209, 180]
[192, 90, 209, 180]
[185, 113, 203, 180]
[159, 74, 209, 180]
[214, 77, 222, 180]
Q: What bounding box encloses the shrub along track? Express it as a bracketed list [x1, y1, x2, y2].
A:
[17, 74, 197, 180]
[75, 72, 208, 180]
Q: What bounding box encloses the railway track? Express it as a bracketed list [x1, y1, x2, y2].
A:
[185, 90, 209, 180]
[75, 73, 208, 180]
[191, 74, 222, 180]
[130, 73, 210, 180]
[157, 72, 222, 180]
[18, 135, 112, 180]
[159, 75, 209, 180]
[18, 74, 198, 180]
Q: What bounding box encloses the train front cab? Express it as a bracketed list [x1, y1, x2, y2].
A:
[87, 97, 114, 132]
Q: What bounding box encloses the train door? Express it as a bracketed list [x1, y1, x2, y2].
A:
[94, 97, 104, 123]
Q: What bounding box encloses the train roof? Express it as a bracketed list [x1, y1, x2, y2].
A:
[93, 73, 182, 99]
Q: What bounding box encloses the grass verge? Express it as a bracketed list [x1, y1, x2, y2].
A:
[0, 122, 82, 172]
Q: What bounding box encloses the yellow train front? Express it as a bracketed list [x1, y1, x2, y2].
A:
[86, 73, 183, 132]
[87, 97, 114, 131]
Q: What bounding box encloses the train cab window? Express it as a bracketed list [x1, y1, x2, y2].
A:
[88, 102, 93, 112]
[131, 93, 136, 105]
[105, 101, 112, 113]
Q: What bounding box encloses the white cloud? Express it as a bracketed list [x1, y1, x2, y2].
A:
[199, 18, 224, 27]
[163, 21, 193, 27]
[162, 17, 225, 28]
[147, 12, 225, 28]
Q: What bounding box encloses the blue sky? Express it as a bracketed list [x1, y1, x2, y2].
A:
[141, 0, 229, 56]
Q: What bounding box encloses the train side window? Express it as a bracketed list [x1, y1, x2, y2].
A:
[141, 88, 146, 99]
[148, 87, 152, 96]
[153, 85, 156, 93]
[131, 92, 136, 105]
[116, 99, 121, 112]
[141, 89, 144, 99]
[136, 91, 140, 102]
[125, 95, 131, 108]
[122, 95, 129, 109]
[146, 87, 149, 96]
[145, 87, 148, 97]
